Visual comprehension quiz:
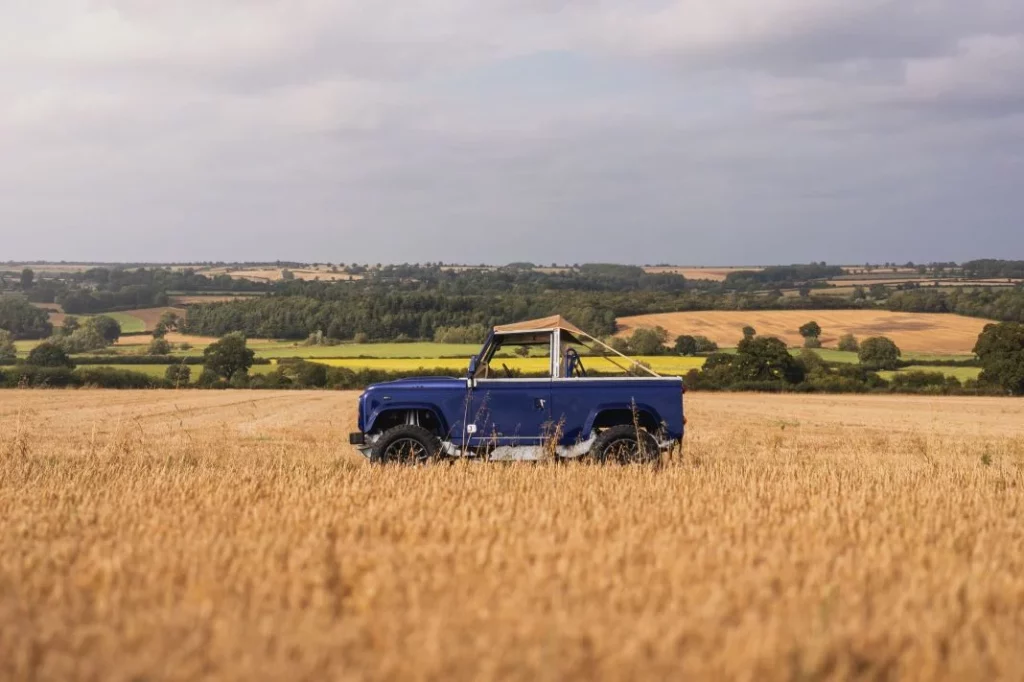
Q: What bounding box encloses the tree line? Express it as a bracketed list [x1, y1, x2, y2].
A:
[5, 320, 1023, 394]
[4, 261, 1024, 343]
[7, 322, 1022, 394]
[183, 284, 1024, 343]
[23, 267, 271, 314]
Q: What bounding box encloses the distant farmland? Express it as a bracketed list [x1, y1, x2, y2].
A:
[641, 266, 762, 281]
[194, 266, 363, 282]
[36, 306, 186, 333]
[616, 310, 993, 354]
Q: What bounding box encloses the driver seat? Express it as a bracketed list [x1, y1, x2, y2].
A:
[565, 348, 586, 377]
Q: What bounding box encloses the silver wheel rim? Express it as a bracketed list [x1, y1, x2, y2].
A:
[603, 437, 651, 464]
[384, 437, 428, 463]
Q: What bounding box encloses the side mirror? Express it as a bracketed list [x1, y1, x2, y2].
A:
[467, 355, 479, 378]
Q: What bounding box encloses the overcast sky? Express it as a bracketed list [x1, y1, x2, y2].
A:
[2, 1, 1023, 265]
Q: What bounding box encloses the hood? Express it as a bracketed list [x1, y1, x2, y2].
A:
[364, 375, 467, 391]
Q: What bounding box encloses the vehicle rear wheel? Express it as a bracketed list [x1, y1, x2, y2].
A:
[589, 424, 660, 464]
[370, 424, 442, 465]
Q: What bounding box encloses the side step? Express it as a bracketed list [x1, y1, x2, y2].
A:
[440, 437, 597, 461]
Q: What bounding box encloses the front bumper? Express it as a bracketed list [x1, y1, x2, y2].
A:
[349, 432, 365, 445]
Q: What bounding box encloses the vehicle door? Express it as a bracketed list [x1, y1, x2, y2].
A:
[466, 378, 552, 447]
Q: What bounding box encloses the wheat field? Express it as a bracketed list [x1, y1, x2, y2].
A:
[616, 310, 994, 353]
[2, 390, 1023, 681]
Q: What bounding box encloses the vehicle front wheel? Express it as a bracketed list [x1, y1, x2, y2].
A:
[589, 425, 660, 464]
[370, 424, 442, 465]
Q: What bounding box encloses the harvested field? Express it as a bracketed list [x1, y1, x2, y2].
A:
[642, 266, 760, 281]
[831, 278, 1019, 287]
[114, 332, 221, 347]
[840, 266, 920, 274]
[31, 303, 68, 328]
[4, 263, 103, 274]
[168, 295, 257, 305]
[617, 310, 993, 353]
[1, 390, 1023, 680]
[196, 267, 363, 282]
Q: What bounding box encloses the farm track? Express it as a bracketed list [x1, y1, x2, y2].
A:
[2, 390, 1024, 680]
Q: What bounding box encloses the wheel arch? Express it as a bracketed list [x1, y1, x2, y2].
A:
[366, 404, 449, 437]
[584, 403, 664, 436]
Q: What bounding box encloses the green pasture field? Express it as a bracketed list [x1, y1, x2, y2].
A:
[14, 340, 37, 357]
[877, 366, 982, 382]
[57, 312, 148, 333]
[796, 349, 857, 363]
[901, 351, 977, 363]
[794, 349, 975, 364]
[102, 312, 147, 333]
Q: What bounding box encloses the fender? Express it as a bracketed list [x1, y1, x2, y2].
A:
[580, 402, 665, 437]
[365, 402, 451, 435]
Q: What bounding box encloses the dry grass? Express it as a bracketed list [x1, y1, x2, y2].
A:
[617, 310, 994, 353]
[2, 390, 1023, 681]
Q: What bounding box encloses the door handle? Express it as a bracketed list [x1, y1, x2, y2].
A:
[534, 398, 546, 410]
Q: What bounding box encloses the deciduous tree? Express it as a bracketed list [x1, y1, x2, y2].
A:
[165, 364, 191, 386]
[858, 337, 901, 370]
[692, 336, 719, 353]
[87, 315, 122, 344]
[0, 329, 15, 360]
[628, 326, 669, 355]
[837, 333, 859, 352]
[674, 335, 697, 356]
[973, 322, 1024, 395]
[148, 337, 172, 355]
[734, 336, 805, 383]
[27, 342, 75, 368]
[799, 321, 821, 340]
[203, 332, 255, 380]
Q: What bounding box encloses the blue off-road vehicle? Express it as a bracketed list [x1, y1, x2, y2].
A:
[349, 316, 685, 464]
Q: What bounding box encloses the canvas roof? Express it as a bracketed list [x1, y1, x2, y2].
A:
[493, 315, 586, 336]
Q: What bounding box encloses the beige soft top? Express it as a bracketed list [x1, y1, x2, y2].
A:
[492, 315, 585, 336]
[491, 314, 661, 378]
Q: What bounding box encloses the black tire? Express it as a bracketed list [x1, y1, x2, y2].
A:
[589, 424, 660, 464]
[370, 425, 442, 465]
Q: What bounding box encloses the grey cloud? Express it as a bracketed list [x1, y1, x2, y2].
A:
[0, 1, 1022, 264]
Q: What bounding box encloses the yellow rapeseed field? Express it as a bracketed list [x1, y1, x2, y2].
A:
[2, 390, 1023, 681]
